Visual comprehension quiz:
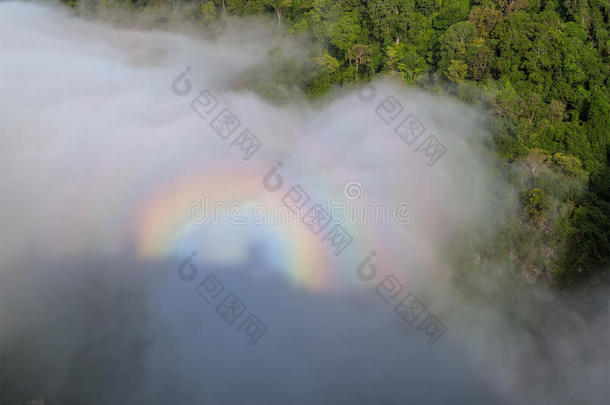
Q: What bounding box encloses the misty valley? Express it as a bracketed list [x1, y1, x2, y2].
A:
[0, 1, 608, 405]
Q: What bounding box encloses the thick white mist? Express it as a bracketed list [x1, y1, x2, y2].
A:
[0, 2, 607, 405]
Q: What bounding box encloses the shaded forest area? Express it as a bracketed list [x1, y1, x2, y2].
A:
[64, 0, 609, 287]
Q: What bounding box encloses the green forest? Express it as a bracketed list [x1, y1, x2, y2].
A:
[65, 0, 609, 288]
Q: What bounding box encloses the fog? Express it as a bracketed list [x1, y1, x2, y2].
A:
[0, 2, 607, 404]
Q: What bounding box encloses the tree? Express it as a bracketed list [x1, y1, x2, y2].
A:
[215, 0, 225, 13]
[438, 21, 477, 71]
[585, 88, 610, 169]
[312, 52, 339, 88]
[492, 0, 528, 16]
[416, 0, 440, 16]
[386, 43, 428, 83]
[328, 12, 362, 55]
[553, 153, 587, 179]
[446, 59, 468, 82]
[466, 41, 493, 81]
[523, 148, 551, 178]
[200, 1, 216, 19]
[548, 100, 566, 125]
[563, 169, 610, 283]
[347, 44, 372, 79]
[469, 6, 502, 37]
[433, 0, 470, 30]
[522, 187, 548, 218]
[263, 0, 293, 29]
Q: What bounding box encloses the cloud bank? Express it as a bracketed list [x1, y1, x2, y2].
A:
[0, 2, 607, 404]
